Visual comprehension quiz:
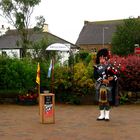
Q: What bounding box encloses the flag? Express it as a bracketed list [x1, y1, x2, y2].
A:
[36, 63, 40, 85]
[47, 60, 52, 78]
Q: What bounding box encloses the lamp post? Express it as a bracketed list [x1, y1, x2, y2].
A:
[102, 27, 109, 47]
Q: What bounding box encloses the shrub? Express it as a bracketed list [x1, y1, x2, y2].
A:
[73, 62, 94, 94]
[0, 56, 51, 98]
[53, 66, 72, 102]
[0, 57, 36, 92]
[54, 61, 95, 104]
[110, 55, 140, 92]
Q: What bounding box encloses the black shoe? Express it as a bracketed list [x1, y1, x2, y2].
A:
[105, 118, 110, 121]
[96, 118, 105, 121]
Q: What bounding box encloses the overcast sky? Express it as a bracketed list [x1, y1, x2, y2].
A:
[1, 0, 140, 44]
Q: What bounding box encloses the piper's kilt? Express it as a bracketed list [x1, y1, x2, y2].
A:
[95, 83, 112, 102]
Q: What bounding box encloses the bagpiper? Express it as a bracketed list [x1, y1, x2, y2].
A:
[93, 48, 119, 121]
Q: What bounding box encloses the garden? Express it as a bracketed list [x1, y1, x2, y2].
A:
[0, 52, 140, 105]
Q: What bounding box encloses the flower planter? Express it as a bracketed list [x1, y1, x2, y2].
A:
[17, 93, 38, 105]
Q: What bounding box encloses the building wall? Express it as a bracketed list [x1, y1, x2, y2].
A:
[79, 44, 112, 52]
[0, 49, 20, 57]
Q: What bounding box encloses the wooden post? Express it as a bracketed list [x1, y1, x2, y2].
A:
[39, 93, 55, 124]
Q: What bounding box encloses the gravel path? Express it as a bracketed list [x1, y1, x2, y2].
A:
[0, 104, 140, 140]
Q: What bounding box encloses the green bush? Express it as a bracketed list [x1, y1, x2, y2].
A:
[54, 61, 95, 104]
[0, 56, 36, 91]
[0, 89, 20, 98]
[0, 57, 37, 97]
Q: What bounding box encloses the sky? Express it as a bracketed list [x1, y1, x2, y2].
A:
[1, 0, 140, 44]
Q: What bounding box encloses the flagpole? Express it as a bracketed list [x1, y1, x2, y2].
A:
[38, 83, 40, 95]
[51, 56, 54, 94]
[38, 83, 40, 115]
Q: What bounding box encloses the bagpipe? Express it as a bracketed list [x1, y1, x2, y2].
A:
[106, 63, 118, 81]
[96, 62, 118, 84]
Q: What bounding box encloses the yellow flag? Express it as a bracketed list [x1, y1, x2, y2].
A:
[36, 63, 40, 85]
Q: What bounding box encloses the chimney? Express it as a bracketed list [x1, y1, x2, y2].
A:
[0, 25, 6, 36]
[43, 23, 48, 32]
[2, 25, 5, 29]
[84, 21, 89, 25]
[7, 27, 10, 30]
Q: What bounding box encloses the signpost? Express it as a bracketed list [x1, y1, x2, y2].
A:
[134, 47, 140, 55]
[46, 43, 70, 51]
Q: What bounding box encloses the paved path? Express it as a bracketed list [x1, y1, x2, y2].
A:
[0, 104, 140, 140]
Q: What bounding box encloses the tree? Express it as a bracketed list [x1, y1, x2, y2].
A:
[31, 37, 56, 62]
[111, 17, 140, 56]
[33, 15, 45, 32]
[0, 0, 41, 57]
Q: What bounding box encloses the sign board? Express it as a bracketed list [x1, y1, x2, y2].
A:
[44, 96, 53, 117]
[134, 47, 140, 54]
[45, 96, 52, 105]
[46, 43, 70, 51]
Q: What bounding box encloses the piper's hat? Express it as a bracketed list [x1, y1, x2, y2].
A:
[95, 48, 110, 64]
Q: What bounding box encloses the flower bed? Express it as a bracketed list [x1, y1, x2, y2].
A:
[17, 93, 38, 105]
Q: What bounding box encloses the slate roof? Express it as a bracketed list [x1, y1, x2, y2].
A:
[76, 20, 123, 46]
[0, 29, 78, 49]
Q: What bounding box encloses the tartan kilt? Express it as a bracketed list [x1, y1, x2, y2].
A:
[95, 84, 112, 102]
